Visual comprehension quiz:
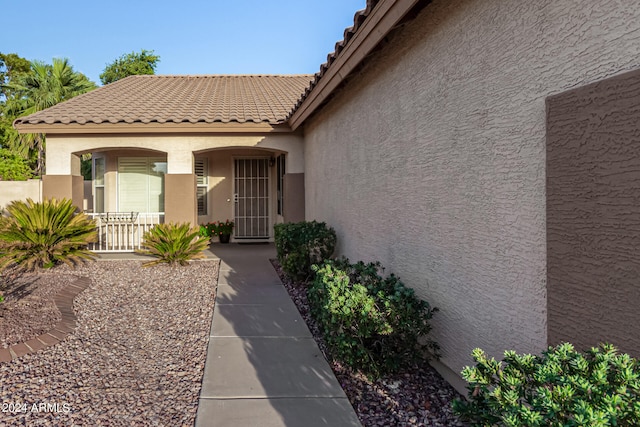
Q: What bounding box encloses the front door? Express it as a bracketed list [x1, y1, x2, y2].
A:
[234, 158, 270, 239]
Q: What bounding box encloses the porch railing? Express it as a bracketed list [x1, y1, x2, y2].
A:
[87, 212, 164, 252]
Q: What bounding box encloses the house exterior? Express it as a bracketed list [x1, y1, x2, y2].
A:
[14, 75, 311, 248]
[14, 0, 640, 391]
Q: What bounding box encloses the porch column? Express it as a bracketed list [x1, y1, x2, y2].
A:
[283, 173, 305, 223]
[165, 150, 196, 226]
[42, 153, 84, 210]
[164, 174, 197, 225]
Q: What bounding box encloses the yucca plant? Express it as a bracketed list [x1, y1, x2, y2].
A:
[137, 222, 209, 267]
[0, 198, 97, 271]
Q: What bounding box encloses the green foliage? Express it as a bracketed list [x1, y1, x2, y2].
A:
[453, 343, 640, 427]
[137, 222, 209, 267]
[100, 50, 160, 85]
[3, 58, 97, 175]
[0, 198, 97, 271]
[80, 153, 92, 180]
[274, 221, 337, 281]
[308, 258, 439, 377]
[199, 221, 235, 238]
[0, 148, 32, 180]
[0, 53, 31, 100]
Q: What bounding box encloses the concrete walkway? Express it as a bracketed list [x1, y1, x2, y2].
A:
[195, 243, 361, 427]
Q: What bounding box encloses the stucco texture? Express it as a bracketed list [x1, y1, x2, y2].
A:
[547, 69, 640, 357]
[303, 0, 640, 382]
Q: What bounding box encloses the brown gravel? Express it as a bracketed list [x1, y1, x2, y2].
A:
[271, 259, 468, 427]
[0, 266, 69, 348]
[0, 260, 218, 426]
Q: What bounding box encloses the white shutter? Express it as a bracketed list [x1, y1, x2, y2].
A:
[118, 158, 167, 212]
[118, 158, 149, 212]
[195, 158, 208, 215]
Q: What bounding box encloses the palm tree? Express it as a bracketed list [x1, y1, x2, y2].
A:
[4, 58, 96, 175]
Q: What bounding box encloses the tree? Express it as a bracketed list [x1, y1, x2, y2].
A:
[0, 53, 31, 100]
[100, 49, 160, 85]
[0, 148, 32, 180]
[0, 53, 31, 168]
[4, 58, 97, 175]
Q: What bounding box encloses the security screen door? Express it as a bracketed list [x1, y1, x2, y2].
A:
[234, 158, 270, 239]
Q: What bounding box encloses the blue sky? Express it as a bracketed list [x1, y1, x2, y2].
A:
[3, 0, 366, 85]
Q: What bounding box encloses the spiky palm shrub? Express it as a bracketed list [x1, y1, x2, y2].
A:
[137, 222, 209, 267]
[0, 198, 97, 271]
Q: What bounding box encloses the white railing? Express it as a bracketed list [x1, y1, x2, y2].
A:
[87, 212, 164, 252]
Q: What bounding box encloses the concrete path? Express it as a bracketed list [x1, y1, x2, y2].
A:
[195, 243, 361, 427]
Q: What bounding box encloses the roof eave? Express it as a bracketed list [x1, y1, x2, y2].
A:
[288, 0, 421, 130]
[13, 121, 294, 135]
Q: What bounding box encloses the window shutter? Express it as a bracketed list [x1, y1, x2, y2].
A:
[118, 158, 167, 212]
[195, 158, 208, 215]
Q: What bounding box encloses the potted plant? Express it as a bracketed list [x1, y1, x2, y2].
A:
[201, 220, 234, 244]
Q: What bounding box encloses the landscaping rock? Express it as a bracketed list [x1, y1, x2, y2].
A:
[0, 260, 218, 426]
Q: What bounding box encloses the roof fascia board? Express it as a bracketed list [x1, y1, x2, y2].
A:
[289, 0, 420, 130]
[13, 122, 292, 134]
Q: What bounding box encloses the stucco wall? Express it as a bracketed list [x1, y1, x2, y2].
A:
[45, 133, 304, 174]
[303, 0, 640, 387]
[0, 180, 42, 208]
[547, 69, 640, 357]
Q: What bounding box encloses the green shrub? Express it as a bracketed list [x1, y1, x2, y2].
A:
[274, 221, 337, 281]
[0, 198, 97, 271]
[308, 258, 439, 377]
[137, 222, 209, 267]
[0, 149, 33, 181]
[453, 343, 640, 427]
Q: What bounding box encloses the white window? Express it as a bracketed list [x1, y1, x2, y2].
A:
[195, 158, 208, 216]
[118, 157, 167, 212]
[93, 157, 105, 213]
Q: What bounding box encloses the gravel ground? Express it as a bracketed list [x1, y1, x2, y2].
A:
[271, 260, 468, 427]
[0, 260, 218, 426]
[0, 267, 67, 348]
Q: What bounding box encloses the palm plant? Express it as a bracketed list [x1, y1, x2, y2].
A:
[4, 58, 96, 175]
[0, 198, 97, 271]
[137, 223, 209, 267]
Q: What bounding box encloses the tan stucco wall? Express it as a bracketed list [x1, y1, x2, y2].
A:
[165, 174, 197, 225]
[283, 173, 305, 223]
[0, 180, 42, 208]
[547, 69, 640, 358]
[42, 175, 84, 210]
[45, 134, 304, 174]
[303, 0, 640, 388]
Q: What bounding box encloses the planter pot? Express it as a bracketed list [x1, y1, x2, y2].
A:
[218, 233, 231, 244]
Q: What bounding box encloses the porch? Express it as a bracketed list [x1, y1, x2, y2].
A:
[86, 212, 164, 253]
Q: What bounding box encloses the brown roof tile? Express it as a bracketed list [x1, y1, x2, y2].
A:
[14, 74, 313, 127]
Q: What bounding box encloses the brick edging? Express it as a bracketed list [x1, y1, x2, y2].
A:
[0, 276, 91, 363]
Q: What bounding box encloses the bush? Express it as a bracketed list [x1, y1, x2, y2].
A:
[308, 258, 439, 377]
[0, 198, 97, 271]
[0, 149, 33, 181]
[453, 343, 640, 427]
[274, 221, 336, 281]
[138, 222, 209, 267]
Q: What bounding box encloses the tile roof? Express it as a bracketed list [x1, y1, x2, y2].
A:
[14, 75, 313, 127]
